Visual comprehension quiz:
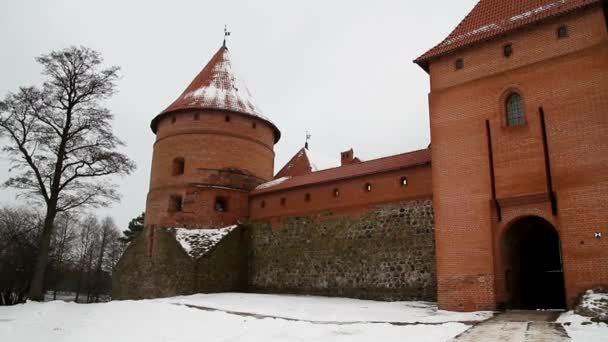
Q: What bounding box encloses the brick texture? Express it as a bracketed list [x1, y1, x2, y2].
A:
[426, 6, 608, 311]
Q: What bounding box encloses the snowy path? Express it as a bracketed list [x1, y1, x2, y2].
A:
[452, 311, 570, 342]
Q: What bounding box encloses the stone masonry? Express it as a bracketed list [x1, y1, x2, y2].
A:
[248, 200, 436, 301]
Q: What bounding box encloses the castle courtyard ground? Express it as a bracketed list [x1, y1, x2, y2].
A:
[0, 293, 605, 341]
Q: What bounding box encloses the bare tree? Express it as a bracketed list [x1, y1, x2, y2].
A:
[0, 46, 136, 300]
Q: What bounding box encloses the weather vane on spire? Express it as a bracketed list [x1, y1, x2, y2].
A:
[305, 131, 311, 149]
[223, 25, 231, 48]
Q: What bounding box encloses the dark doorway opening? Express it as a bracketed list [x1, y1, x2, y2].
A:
[504, 216, 566, 310]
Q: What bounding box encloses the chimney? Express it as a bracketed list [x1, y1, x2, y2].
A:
[341, 148, 355, 166]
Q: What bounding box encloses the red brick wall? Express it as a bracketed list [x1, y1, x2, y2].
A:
[427, 6, 608, 311]
[249, 164, 432, 222]
[146, 109, 276, 227]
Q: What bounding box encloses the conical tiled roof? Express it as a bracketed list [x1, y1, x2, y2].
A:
[415, 0, 600, 71]
[151, 46, 280, 142]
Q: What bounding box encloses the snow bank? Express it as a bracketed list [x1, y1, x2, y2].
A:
[172, 225, 237, 258]
[558, 289, 608, 342]
[0, 293, 482, 342]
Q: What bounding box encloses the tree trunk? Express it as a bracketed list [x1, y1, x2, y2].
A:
[28, 205, 57, 301]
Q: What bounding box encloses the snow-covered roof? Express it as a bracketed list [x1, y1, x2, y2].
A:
[255, 176, 291, 190]
[172, 225, 237, 259]
[150, 46, 281, 142]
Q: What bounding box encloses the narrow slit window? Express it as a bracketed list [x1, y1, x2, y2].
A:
[305, 193, 311, 202]
[260, 200, 266, 208]
[364, 183, 372, 192]
[333, 188, 340, 198]
[194, 113, 200, 120]
[225, 115, 231, 122]
[280, 198, 286, 206]
[400, 177, 408, 187]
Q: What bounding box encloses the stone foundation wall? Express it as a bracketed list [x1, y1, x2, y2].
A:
[247, 199, 436, 301]
[112, 226, 247, 299]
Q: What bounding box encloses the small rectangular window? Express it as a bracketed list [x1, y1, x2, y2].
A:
[169, 195, 183, 212]
[455, 58, 464, 70]
[172, 158, 185, 176]
[557, 25, 569, 39]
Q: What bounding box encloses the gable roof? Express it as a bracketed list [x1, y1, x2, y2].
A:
[275, 147, 318, 179]
[251, 148, 431, 195]
[150, 46, 281, 142]
[415, 0, 601, 71]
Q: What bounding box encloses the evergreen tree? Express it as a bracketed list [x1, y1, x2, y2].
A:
[120, 212, 144, 243]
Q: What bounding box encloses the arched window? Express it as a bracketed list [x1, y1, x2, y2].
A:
[400, 177, 408, 187]
[172, 158, 185, 176]
[364, 183, 372, 192]
[333, 188, 340, 198]
[506, 93, 525, 126]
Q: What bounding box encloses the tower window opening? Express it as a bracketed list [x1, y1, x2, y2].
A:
[557, 25, 569, 39]
[503, 43, 513, 57]
[333, 188, 340, 198]
[225, 115, 231, 122]
[305, 193, 311, 202]
[252, 122, 257, 129]
[194, 113, 200, 120]
[506, 93, 525, 126]
[169, 195, 183, 213]
[280, 197, 286, 206]
[364, 183, 372, 192]
[400, 177, 408, 187]
[172, 157, 185, 176]
[260, 200, 266, 208]
[171, 116, 176, 124]
[215, 197, 227, 212]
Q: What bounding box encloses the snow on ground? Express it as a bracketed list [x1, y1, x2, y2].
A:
[169, 292, 492, 324]
[558, 289, 608, 342]
[558, 311, 608, 342]
[0, 293, 489, 342]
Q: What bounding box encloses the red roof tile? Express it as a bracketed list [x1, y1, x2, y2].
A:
[415, 0, 601, 70]
[150, 46, 280, 142]
[251, 148, 431, 195]
[275, 147, 317, 179]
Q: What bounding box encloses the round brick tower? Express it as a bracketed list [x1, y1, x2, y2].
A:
[145, 45, 280, 228]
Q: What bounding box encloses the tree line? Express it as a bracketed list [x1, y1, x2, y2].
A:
[0, 206, 134, 305]
[0, 45, 137, 303]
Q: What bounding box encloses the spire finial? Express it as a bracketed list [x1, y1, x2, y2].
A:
[223, 25, 231, 48]
[305, 131, 311, 149]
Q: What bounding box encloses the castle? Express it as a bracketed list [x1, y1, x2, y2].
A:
[114, 0, 608, 312]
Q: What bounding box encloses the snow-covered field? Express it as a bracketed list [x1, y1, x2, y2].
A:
[0, 293, 491, 342]
[2, 292, 606, 341]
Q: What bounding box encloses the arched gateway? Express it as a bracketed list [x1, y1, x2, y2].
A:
[503, 216, 566, 310]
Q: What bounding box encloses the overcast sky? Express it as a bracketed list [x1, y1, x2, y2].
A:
[0, 0, 478, 229]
